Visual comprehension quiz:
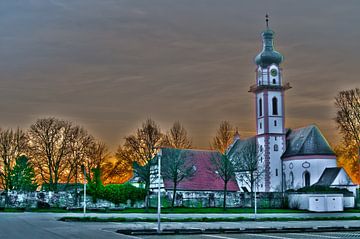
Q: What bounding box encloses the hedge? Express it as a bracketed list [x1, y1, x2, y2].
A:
[88, 183, 146, 205]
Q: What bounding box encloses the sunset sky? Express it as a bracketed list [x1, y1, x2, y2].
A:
[0, 0, 359, 150]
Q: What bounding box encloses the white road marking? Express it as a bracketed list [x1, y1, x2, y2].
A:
[329, 232, 360, 236]
[291, 233, 341, 238]
[202, 235, 238, 239]
[246, 233, 292, 239]
[100, 228, 143, 239]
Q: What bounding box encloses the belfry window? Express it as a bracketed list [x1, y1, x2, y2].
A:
[274, 144, 279, 151]
[272, 97, 278, 115]
[259, 98, 263, 116]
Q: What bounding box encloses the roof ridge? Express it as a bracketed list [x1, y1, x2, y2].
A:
[161, 147, 217, 153]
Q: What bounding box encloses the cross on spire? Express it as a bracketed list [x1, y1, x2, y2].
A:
[265, 14, 269, 29]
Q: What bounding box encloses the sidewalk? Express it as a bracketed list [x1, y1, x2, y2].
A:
[115, 220, 360, 235]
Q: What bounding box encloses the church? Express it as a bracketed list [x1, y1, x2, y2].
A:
[154, 19, 356, 200]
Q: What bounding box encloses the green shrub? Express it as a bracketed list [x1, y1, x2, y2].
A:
[88, 183, 146, 205]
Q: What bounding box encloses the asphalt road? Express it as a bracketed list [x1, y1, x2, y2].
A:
[0, 213, 360, 239]
[142, 232, 360, 238]
[0, 213, 134, 239]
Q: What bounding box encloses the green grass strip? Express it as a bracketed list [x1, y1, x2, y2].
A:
[58, 216, 360, 223]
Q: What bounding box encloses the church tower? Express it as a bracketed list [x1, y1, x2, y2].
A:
[249, 16, 291, 192]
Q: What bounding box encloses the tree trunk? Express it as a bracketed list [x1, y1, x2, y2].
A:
[75, 169, 79, 206]
[250, 172, 254, 207]
[171, 181, 177, 209]
[223, 181, 227, 211]
[145, 182, 150, 212]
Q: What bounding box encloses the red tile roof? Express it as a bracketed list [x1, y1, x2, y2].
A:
[161, 148, 239, 192]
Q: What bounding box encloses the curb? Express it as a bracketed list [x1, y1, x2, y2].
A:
[117, 226, 360, 236]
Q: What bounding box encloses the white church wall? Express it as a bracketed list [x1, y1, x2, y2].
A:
[283, 157, 337, 189]
[332, 168, 353, 186]
[269, 136, 285, 191]
[257, 136, 266, 192]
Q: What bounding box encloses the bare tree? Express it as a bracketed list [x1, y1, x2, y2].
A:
[209, 121, 236, 210]
[102, 146, 133, 184]
[335, 143, 360, 183]
[86, 141, 109, 182]
[67, 126, 94, 203]
[162, 121, 192, 149]
[335, 88, 360, 184]
[161, 148, 195, 209]
[0, 128, 27, 205]
[211, 121, 234, 154]
[28, 118, 72, 191]
[233, 138, 264, 206]
[335, 88, 360, 145]
[124, 118, 163, 209]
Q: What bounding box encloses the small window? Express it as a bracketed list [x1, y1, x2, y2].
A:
[274, 120, 277, 126]
[260, 122, 262, 129]
[259, 98, 263, 116]
[272, 79, 276, 84]
[275, 169, 278, 176]
[289, 172, 294, 188]
[275, 136, 277, 141]
[274, 144, 279, 151]
[304, 171, 311, 187]
[272, 97, 278, 115]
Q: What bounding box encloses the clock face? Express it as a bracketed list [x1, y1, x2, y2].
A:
[270, 69, 278, 77]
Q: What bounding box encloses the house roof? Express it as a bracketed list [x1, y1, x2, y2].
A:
[160, 148, 239, 192]
[314, 167, 341, 186]
[227, 136, 257, 158]
[282, 124, 335, 158]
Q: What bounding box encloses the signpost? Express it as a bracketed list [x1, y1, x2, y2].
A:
[157, 148, 162, 234]
[81, 165, 87, 217]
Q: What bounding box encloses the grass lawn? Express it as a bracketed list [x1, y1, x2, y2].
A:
[58, 215, 360, 223]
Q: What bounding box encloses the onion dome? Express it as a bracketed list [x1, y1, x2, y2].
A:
[255, 15, 283, 67]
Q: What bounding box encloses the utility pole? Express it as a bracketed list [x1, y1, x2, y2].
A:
[254, 171, 257, 220]
[81, 165, 87, 217]
[157, 148, 162, 234]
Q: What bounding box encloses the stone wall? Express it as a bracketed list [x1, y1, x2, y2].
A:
[1, 190, 285, 209]
[0, 191, 144, 209]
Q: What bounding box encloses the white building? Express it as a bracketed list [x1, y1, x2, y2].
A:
[150, 19, 357, 201]
[228, 21, 356, 194]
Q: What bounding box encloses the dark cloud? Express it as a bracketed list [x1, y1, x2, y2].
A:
[0, 0, 359, 149]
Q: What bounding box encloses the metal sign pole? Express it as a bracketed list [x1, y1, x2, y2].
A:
[157, 149, 162, 233]
[254, 172, 257, 220]
[81, 165, 87, 217]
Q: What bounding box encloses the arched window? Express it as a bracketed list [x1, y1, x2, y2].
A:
[274, 144, 279, 151]
[272, 79, 276, 84]
[274, 120, 277, 126]
[304, 171, 310, 187]
[272, 97, 278, 115]
[259, 98, 263, 116]
[289, 172, 294, 188]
